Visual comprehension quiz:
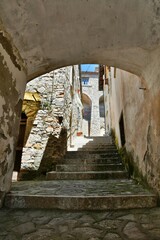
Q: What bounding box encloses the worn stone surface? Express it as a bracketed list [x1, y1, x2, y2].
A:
[4, 179, 157, 210]
[46, 171, 128, 180]
[46, 136, 128, 180]
[5, 179, 156, 197]
[12, 222, 36, 235]
[0, 208, 160, 239]
[123, 221, 147, 240]
[56, 163, 124, 172]
[11, 136, 153, 210]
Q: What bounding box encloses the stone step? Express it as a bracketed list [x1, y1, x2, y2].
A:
[65, 151, 119, 159]
[46, 170, 128, 180]
[90, 140, 114, 143]
[69, 148, 118, 152]
[89, 142, 114, 144]
[63, 158, 122, 165]
[78, 144, 117, 150]
[56, 163, 124, 172]
[84, 136, 113, 142]
[75, 148, 118, 152]
[5, 180, 157, 210]
[80, 144, 116, 148]
[77, 147, 117, 151]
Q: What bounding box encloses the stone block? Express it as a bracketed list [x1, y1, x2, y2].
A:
[12, 222, 36, 235]
[123, 222, 147, 239]
[33, 143, 42, 149]
[46, 126, 53, 133]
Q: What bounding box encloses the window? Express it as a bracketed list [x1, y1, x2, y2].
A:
[82, 77, 89, 85]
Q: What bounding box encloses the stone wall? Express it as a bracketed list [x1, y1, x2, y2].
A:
[21, 69, 65, 170]
[109, 66, 160, 195]
[20, 66, 82, 172]
[0, 31, 27, 194]
[38, 127, 67, 174]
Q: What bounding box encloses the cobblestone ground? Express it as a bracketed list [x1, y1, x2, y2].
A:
[0, 207, 160, 240]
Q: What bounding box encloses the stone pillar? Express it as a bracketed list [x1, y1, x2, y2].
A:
[0, 32, 27, 199]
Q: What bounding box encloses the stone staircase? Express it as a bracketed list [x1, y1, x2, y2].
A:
[4, 136, 157, 210]
[46, 137, 128, 180]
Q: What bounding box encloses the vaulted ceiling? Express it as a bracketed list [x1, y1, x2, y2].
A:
[0, 0, 160, 80]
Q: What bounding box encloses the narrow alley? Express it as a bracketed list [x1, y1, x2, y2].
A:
[1, 64, 160, 240]
[1, 2, 160, 239]
[1, 135, 159, 240]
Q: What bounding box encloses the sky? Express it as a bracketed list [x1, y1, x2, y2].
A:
[81, 64, 98, 72]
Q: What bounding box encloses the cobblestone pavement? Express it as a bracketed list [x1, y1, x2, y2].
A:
[0, 207, 160, 240]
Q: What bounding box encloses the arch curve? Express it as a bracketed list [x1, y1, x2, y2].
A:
[82, 93, 92, 122]
[0, 0, 159, 81]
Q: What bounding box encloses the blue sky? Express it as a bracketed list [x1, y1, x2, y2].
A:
[81, 64, 98, 72]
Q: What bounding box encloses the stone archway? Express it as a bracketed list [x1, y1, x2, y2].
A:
[0, 0, 160, 199]
[0, 0, 160, 80]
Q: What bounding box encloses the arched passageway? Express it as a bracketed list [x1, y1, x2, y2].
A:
[0, 0, 160, 80]
[0, 0, 160, 200]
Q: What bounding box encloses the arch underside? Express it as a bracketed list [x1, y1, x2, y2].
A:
[0, 0, 160, 80]
[82, 93, 92, 106]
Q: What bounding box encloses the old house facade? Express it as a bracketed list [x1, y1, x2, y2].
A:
[81, 68, 105, 136]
